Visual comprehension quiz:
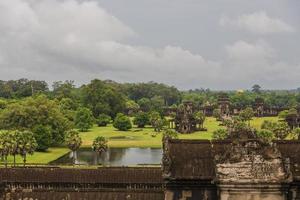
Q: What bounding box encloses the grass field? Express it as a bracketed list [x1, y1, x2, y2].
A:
[6, 116, 278, 164]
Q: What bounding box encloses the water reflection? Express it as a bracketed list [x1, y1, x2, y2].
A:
[51, 148, 162, 166]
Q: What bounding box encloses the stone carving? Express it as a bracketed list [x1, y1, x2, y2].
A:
[215, 139, 292, 183]
[162, 137, 172, 178]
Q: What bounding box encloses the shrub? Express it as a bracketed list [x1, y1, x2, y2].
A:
[152, 118, 166, 132]
[133, 112, 149, 128]
[291, 128, 300, 140]
[273, 122, 290, 140]
[257, 129, 274, 142]
[212, 129, 228, 140]
[239, 107, 254, 124]
[162, 129, 178, 141]
[261, 120, 276, 131]
[97, 114, 111, 127]
[113, 113, 132, 131]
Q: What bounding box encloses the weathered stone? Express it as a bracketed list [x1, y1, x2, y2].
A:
[175, 101, 197, 134]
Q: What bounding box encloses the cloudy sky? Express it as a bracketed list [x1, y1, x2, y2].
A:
[0, 0, 299, 89]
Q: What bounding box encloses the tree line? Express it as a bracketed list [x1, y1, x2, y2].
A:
[1, 78, 300, 159]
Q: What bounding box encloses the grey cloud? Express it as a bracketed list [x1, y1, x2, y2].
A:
[0, 0, 299, 90]
[220, 11, 296, 34]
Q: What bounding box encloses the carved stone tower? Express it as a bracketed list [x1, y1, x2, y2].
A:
[175, 101, 197, 134]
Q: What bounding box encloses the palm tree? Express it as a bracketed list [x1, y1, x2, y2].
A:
[65, 130, 82, 165]
[92, 136, 108, 164]
[17, 130, 37, 166]
[0, 131, 11, 168]
[194, 111, 206, 130]
[9, 131, 19, 167]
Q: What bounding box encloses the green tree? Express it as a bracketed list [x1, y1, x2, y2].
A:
[113, 113, 132, 131]
[92, 136, 108, 163]
[137, 98, 152, 112]
[0, 95, 72, 146]
[212, 129, 228, 140]
[133, 112, 149, 128]
[252, 84, 261, 93]
[17, 130, 37, 166]
[97, 114, 111, 127]
[59, 98, 78, 122]
[0, 131, 11, 167]
[273, 122, 290, 140]
[52, 80, 76, 100]
[153, 118, 166, 132]
[278, 110, 289, 119]
[9, 131, 19, 166]
[75, 107, 94, 132]
[292, 128, 300, 140]
[82, 79, 126, 118]
[149, 111, 165, 132]
[194, 111, 206, 129]
[65, 130, 82, 165]
[125, 100, 140, 115]
[239, 107, 254, 125]
[213, 109, 221, 120]
[32, 125, 52, 151]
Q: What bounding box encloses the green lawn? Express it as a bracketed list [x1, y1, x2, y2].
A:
[5, 116, 278, 164]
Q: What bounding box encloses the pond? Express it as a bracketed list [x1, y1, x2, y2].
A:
[50, 148, 162, 166]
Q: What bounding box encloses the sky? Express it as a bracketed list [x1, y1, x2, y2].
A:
[0, 0, 299, 90]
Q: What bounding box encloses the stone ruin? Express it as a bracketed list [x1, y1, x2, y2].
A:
[218, 93, 231, 118]
[254, 97, 265, 117]
[174, 101, 197, 133]
[215, 134, 292, 200]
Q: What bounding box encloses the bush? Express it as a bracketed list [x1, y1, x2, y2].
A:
[162, 129, 178, 140]
[212, 129, 228, 140]
[213, 109, 221, 120]
[152, 118, 166, 132]
[239, 107, 254, 123]
[261, 120, 276, 131]
[133, 112, 149, 128]
[97, 114, 111, 127]
[113, 113, 132, 131]
[257, 129, 274, 142]
[292, 128, 300, 140]
[33, 125, 52, 151]
[75, 107, 94, 132]
[273, 122, 290, 140]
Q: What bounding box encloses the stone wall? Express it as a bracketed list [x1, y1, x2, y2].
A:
[1, 140, 300, 200]
[0, 167, 164, 200]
